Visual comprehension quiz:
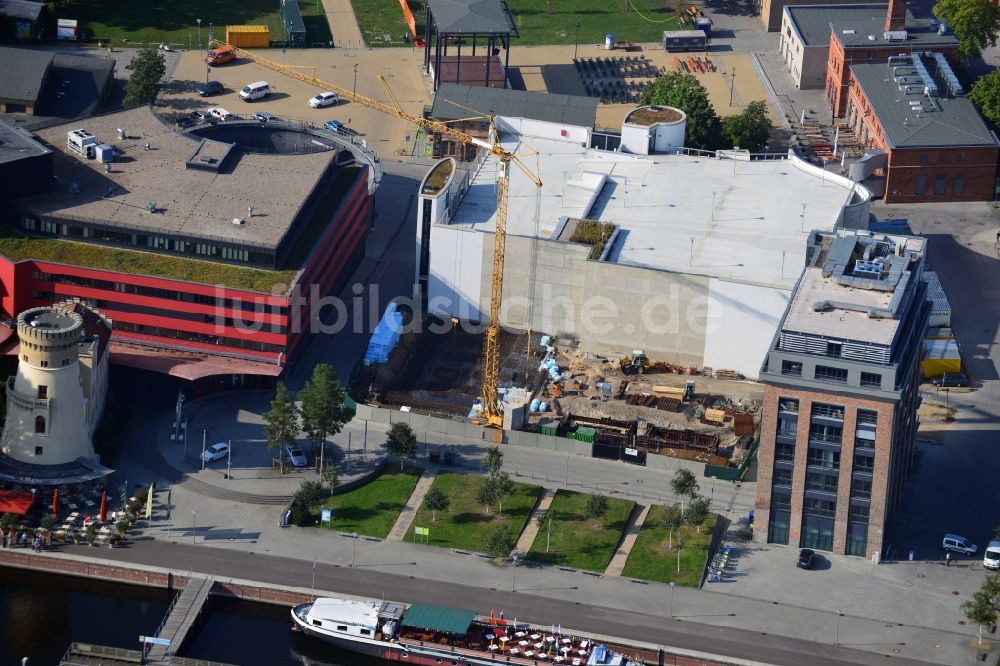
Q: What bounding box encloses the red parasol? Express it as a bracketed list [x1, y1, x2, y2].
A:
[52, 488, 59, 519]
[99, 490, 108, 522]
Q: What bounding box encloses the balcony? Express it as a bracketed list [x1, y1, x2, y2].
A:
[6, 377, 50, 411]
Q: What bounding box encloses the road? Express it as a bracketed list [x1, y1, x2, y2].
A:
[58, 540, 927, 666]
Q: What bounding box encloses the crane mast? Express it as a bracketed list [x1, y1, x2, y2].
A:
[216, 42, 537, 427]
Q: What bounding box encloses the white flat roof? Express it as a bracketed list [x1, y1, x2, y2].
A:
[449, 136, 860, 289]
[783, 266, 898, 344]
[309, 598, 380, 628]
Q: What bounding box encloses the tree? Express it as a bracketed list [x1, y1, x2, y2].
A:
[0, 512, 18, 532]
[123, 47, 166, 106]
[961, 575, 1000, 645]
[584, 493, 610, 527]
[684, 495, 712, 531]
[486, 522, 515, 558]
[721, 100, 772, 152]
[321, 464, 339, 495]
[658, 503, 684, 549]
[424, 487, 449, 522]
[932, 0, 1000, 57]
[385, 422, 417, 470]
[295, 479, 327, 512]
[671, 468, 699, 504]
[639, 72, 722, 150]
[482, 446, 504, 477]
[969, 69, 1000, 127]
[994, 522, 1000, 542]
[299, 364, 351, 472]
[491, 472, 515, 516]
[263, 382, 299, 466]
[476, 476, 498, 514]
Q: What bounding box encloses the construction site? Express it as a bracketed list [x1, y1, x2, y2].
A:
[353, 313, 762, 471]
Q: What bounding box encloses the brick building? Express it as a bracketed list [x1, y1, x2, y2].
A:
[754, 229, 928, 559]
[845, 56, 1000, 202]
[824, 0, 957, 117]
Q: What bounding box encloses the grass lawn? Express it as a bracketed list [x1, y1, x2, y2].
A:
[526, 490, 635, 572]
[61, 0, 331, 47]
[321, 467, 423, 538]
[620, 505, 717, 587]
[409, 472, 541, 552]
[351, 0, 686, 47]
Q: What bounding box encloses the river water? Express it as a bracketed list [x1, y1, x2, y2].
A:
[0, 567, 387, 665]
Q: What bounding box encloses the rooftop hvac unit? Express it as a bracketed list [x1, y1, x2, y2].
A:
[902, 84, 924, 94]
[887, 54, 911, 66]
[884, 30, 908, 41]
[67, 128, 97, 158]
[232, 218, 245, 225]
[932, 51, 963, 95]
[94, 144, 115, 163]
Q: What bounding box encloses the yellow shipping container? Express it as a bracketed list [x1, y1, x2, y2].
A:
[226, 25, 270, 48]
[922, 339, 962, 378]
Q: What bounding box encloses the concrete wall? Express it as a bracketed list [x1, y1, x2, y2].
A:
[496, 116, 590, 145]
[427, 224, 486, 321]
[703, 279, 791, 377]
[779, 11, 828, 89]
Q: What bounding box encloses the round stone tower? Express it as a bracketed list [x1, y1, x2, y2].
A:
[1, 306, 95, 465]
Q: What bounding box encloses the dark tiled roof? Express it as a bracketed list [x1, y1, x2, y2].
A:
[427, 0, 511, 34]
[851, 61, 998, 148]
[786, 4, 889, 47]
[432, 84, 597, 128]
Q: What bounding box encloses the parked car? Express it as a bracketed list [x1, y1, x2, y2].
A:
[285, 444, 308, 468]
[208, 107, 234, 121]
[196, 80, 224, 97]
[984, 541, 1000, 570]
[252, 111, 275, 122]
[309, 92, 339, 108]
[929, 373, 968, 388]
[323, 119, 344, 133]
[191, 109, 211, 122]
[796, 548, 815, 569]
[201, 442, 230, 463]
[204, 45, 236, 65]
[942, 534, 977, 555]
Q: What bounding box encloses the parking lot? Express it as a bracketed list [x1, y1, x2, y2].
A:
[157, 47, 431, 158]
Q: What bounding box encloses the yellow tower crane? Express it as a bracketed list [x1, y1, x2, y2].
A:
[211, 42, 542, 428]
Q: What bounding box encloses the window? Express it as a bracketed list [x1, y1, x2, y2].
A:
[37, 386, 47, 399]
[800, 515, 834, 551]
[35, 416, 46, 434]
[777, 418, 797, 438]
[856, 409, 878, 426]
[853, 454, 874, 473]
[812, 403, 844, 420]
[919, 154, 929, 165]
[35, 446, 43, 455]
[934, 175, 946, 195]
[846, 522, 868, 556]
[854, 433, 876, 449]
[938, 153, 949, 163]
[826, 341, 842, 357]
[814, 365, 848, 383]
[312, 620, 322, 627]
[916, 175, 927, 195]
[773, 467, 793, 486]
[860, 372, 881, 388]
[40, 360, 48, 368]
[807, 447, 840, 469]
[851, 478, 872, 498]
[805, 472, 838, 493]
[768, 509, 790, 545]
[776, 442, 796, 462]
[336, 625, 348, 631]
[779, 398, 799, 413]
[781, 360, 802, 376]
[772, 492, 791, 509]
[803, 497, 837, 517]
[361, 629, 372, 636]
[809, 423, 842, 444]
[849, 503, 870, 520]
[954, 176, 965, 195]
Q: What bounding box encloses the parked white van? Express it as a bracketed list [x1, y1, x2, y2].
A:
[942, 533, 977, 555]
[984, 541, 1000, 570]
[240, 81, 271, 101]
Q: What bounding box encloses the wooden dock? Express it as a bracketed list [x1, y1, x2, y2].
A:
[145, 574, 215, 664]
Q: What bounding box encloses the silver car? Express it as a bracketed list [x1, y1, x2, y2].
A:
[285, 444, 308, 468]
[201, 442, 229, 463]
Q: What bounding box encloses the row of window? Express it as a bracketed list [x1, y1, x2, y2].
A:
[19, 217, 274, 266]
[31, 271, 285, 314]
[767, 511, 869, 556]
[770, 495, 870, 521]
[915, 174, 965, 197]
[775, 469, 873, 499]
[780, 360, 883, 387]
[114, 321, 285, 354]
[20, 353, 71, 368]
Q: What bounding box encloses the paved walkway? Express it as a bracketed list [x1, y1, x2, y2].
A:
[386, 469, 437, 542]
[605, 503, 650, 577]
[321, 0, 365, 48]
[513, 487, 555, 554]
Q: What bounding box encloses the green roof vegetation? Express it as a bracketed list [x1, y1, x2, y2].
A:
[0, 226, 297, 294]
[422, 160, 454, 194]
[569, 220, 616, 260]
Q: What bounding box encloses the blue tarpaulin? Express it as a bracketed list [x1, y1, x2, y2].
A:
[364, 302, 403, 366]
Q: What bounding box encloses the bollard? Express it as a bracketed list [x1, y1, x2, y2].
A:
[908, 550, 914, 561]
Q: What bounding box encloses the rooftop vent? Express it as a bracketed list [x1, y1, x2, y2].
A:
[887, 54, 911, 66]
[884, 30, 908, 41]
[932, 51, 963, 95]
[232, 218, 245, 226]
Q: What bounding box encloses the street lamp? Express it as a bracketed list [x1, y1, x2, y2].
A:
[835, 609, 843, 645]
[669, 581, 676, 617]
[728, 67, 736, 106]
[352, 532, 359, 567]
[353, 63, 359, 97]
[574, 21, 581, 60]
[197, 19, 201, 49]
[512, 553, 522, 592]
[191, 509, 198, 545]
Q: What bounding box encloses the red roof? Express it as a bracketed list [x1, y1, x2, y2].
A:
[0, 490, 34, 515]
[109, 342, 283, 380]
